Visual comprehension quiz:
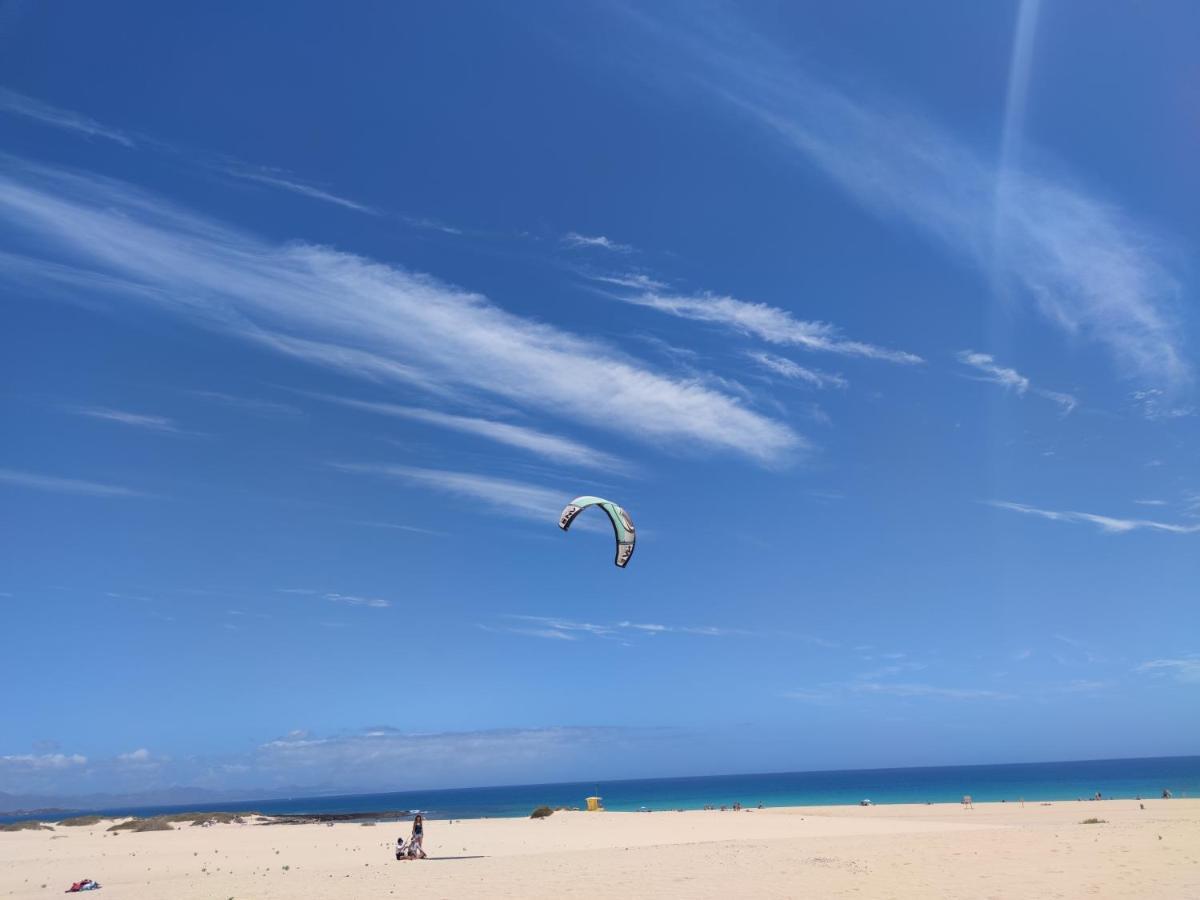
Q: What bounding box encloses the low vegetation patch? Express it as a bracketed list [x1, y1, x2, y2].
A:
[113, 817, 175, 832]
[0, 820, 53, 831]
[530, 806, 554, 819]
[108, 811, 250, 832]
[1080, 818, 1108, 825]
[59, 816, 104, 827]
[186, 812, 248, 826]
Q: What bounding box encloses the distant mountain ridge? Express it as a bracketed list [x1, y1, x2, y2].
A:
[0, 785, 351, 815]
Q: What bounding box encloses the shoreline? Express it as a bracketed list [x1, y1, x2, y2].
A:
[1, 787, 1186, 825]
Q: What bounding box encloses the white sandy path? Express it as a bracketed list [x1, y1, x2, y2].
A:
[2, 800, 1198, 899]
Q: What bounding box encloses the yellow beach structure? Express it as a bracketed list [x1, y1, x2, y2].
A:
[585, 796, 603, 811]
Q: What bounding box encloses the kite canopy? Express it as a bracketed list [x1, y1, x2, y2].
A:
[558, 495, 636, 568]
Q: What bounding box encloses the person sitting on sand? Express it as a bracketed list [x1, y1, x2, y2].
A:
[411, 813, 427, 858]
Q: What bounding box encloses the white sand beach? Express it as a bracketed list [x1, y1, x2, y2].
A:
[3, 799, 1198, 898]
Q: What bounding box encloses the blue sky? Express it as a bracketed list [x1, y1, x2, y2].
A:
[1, 0, 1197, 799]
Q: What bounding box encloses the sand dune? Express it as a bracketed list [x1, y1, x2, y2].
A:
[2, 799, 1197, 898]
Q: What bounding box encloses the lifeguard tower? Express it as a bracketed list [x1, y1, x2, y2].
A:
[585, 795, 604, 811]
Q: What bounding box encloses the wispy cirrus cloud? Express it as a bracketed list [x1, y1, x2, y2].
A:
[786, 679, 1012, 702]
[989, 500, 1200, 535]
[0, 87, 135, 147]
[189, 390, 303, 418]
[276, 588, 390, 608]
[0, 467, 146, 498]
[621, 292, 922, 365]
[1130, 389, 1194, 421]
[587, 271, 668, 292]
[563, 232, 632, 252]
[647, 17, 1189, 390]
[332, 463, 568, 522]
[218, 164, 375, 214]
[72, 405, 182, 432]
[748, 352, 847, 389]
[310, 393, 623, 472]
[0, 752, 88, 770]
[216, 160, 463, 231]
[488, 614, 739, 642]
[351, 520, 447, 537]
[0, 158, 798, 464]
[1135, 657, 1200, 684]
[0, 87, 440, 226]
[851, 681, 1013, 700]
[325, 592, 390, 609]
[956, 351, 1077, 413]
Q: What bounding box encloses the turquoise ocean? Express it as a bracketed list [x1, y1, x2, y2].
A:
[3, 755, 1196, 823]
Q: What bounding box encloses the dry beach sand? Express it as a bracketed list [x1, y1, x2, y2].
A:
[2, 799, 1198, 898]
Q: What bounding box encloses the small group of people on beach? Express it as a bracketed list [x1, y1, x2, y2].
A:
[395, 813, 427, 860]
[701, 801, 762, 811]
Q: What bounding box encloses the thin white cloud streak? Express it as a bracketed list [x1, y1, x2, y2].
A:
[851, 681, 1012, 700]
[351, 520, 447, 537]
[0, 467, 145, 498]
[189, 390, 302, 417]
[325, 592, 390, 609]
[956, 350, 1076, 413]
[1, 88, 464, 232]
[664, 22, 1189, 388]
[0, 753, 88, 769]
[73, 406, 181, 432]
[785, 680, 1011, 702]
[332, 464, 567, 522]
[1131, 389, 1194, 421]
[480, 623, 580, 641]
[0, 159, 799, 464]
[989, 500, 1200, 535]
[588, 272, 668, 291]
[310, 393, 623, 472]
[220, 165, 376, 214]
[749, 352, 847, 389]
[623, 293, 922, 364]
[220, 163, 463, 233]
[274, 588, 390, 608]
[494, 615, 738, 641]
[0, 753, 88, 777]
[563, 232, 632, 252]
[0, 88, 134, 147]
[1136, 658, 1200, 684]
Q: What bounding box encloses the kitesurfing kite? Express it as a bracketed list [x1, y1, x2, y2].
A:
[558, 496, 636, 568]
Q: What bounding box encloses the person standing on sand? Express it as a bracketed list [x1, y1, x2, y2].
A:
[411, 814, 427, 858]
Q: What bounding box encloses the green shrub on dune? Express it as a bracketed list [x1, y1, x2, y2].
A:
[59, 816, 104, 827]
[184, 812, 249, 826]
[530, 806, 554, 819]
[107, 811, 251, 832]
[108, 817, 174, 832]
[0, 821, 53, 831]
